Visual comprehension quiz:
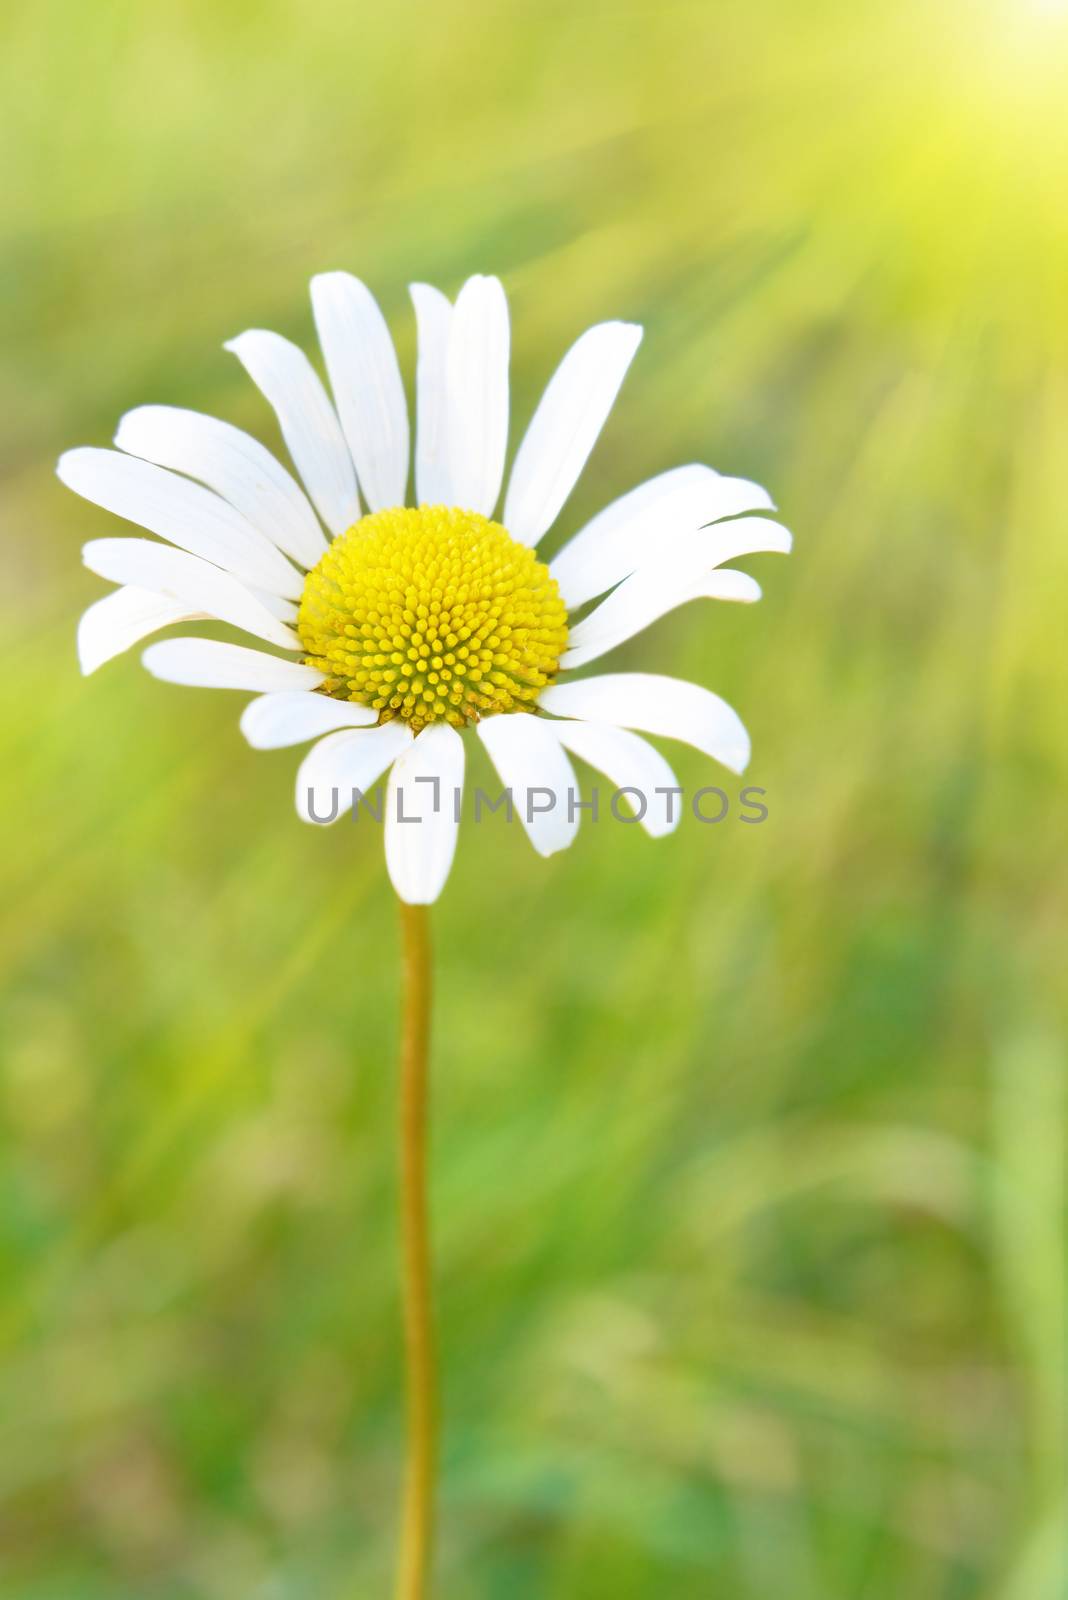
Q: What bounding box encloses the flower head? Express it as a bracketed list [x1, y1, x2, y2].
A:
[297, 505, 568, 729]
[63, 272, 791, 903]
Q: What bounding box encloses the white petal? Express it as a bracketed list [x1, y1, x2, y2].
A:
[697, 570, 761, 602]
[311, 273, 409, 511]
[385, 724, 465, 903]
[58, 448, 303, 599]
[77, 585, 207, 675]
[115, 405, 328, 570]
[245, 586, 299, 624]
[410, 283, 454, 506]
[143, 638, 324, 692]
[671, 515, 793, 569]
[225, 329, 359, 537]
[550, 465, 776, 609]
[560, 567, 762, 671]
[445, 275, 509, 517]
[476, 714, 580, 857]
[554, 721, 681, 838]
[296, 721, 413, 825]
[503, 321, 642, 546]
[540, 673, 750, 774]
[82, 539, 299, 651]
[240, 691, 376, 749]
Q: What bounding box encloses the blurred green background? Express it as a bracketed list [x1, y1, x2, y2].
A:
[2, 0, 1066, 1595]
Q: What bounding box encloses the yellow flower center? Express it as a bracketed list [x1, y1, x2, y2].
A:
[297, 505, 569, 732]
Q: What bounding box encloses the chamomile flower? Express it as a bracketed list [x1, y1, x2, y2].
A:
[63, 273, 790, 903]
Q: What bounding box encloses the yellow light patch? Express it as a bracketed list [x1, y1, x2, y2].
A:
[298, 505, 569, 733]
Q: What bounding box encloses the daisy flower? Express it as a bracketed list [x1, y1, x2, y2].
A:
[62, 272, 791, 904]
[63, 271, 792, 1598]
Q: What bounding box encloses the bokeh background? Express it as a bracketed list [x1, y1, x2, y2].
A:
[2, 0, 1066, 1595]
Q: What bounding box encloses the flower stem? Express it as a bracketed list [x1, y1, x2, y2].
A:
[395, 900, 436, 1600]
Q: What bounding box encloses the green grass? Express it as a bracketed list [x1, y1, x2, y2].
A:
[1, 0, 1066, 1594]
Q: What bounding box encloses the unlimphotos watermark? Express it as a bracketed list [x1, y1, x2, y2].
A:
[304, 782, 770, 827]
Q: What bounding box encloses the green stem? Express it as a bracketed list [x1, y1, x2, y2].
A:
[395, 900, 436, 1600]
